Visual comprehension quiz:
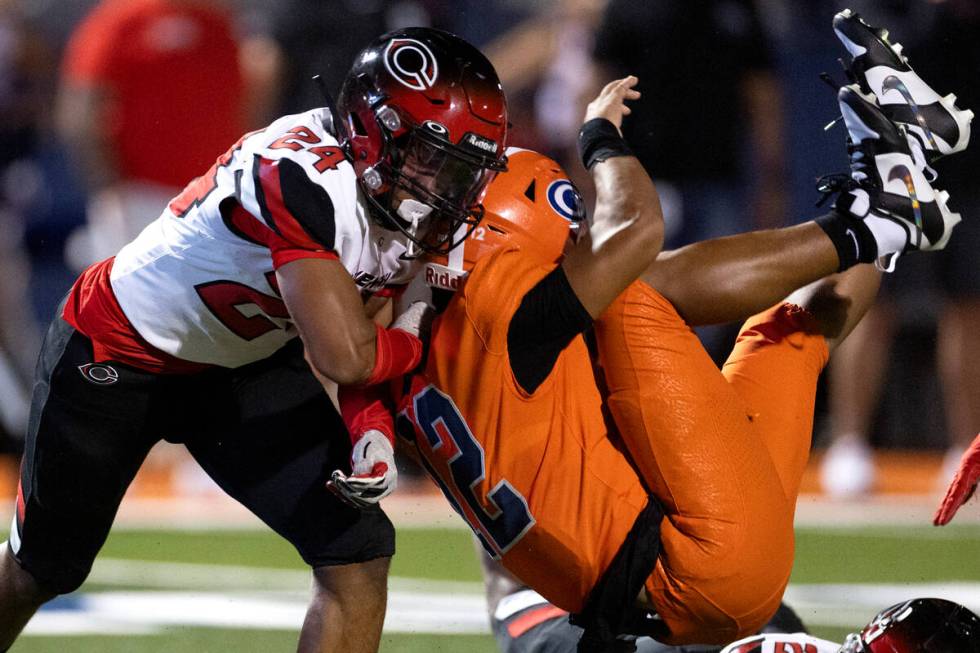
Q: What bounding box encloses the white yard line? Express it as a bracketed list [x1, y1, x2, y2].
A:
[87, 557, 485, 594]
[22, 583, 980, 638]
[1, 491, 976, 531]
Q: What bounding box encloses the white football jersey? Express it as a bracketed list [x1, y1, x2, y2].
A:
[109, 108, 418, 368]
[720, 633, 840, 653]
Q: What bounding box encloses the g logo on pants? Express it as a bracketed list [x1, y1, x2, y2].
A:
[78, 363, 119, 385]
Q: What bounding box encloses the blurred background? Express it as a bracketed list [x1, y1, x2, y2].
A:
[0, 0, 975, 499]
[0, 1, 977, 650]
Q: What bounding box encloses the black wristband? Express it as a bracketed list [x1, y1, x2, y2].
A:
[578, 118, 633, 170]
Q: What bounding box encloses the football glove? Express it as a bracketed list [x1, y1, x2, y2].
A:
[328, 430, 397, 509]
[934, 433, 980, 526]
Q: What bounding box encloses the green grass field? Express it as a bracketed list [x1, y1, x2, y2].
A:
[9, 523, 980, 651]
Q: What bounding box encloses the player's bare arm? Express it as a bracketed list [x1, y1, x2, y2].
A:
[277, 257, 379, 385]
[562, 76, 665, 318]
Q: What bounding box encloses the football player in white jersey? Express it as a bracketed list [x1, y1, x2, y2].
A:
[0, 27, 507, 653]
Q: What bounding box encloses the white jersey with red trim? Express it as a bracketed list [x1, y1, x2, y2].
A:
[108, 108, 417, 368]
[720, 633, 840, 653]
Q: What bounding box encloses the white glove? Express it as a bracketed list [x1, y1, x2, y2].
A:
[391, 300, 435, 340]
[328, 430, 398, 509]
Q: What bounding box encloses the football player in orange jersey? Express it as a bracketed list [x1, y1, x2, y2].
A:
[334, 71, 966, 649]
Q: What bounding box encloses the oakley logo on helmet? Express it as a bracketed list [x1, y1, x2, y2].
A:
[462, 132, 498, 154]
[78, 363, 119, 385]
[423, 120, 449, 136]
[547, 180, 584, 222]
[384, 38, 439, 91]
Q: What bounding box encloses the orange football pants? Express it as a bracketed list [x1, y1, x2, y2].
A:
[594, 281, 829, 645]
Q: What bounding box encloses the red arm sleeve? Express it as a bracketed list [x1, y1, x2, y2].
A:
[338, 384, 396, 446]
[365, 324, 423, 386]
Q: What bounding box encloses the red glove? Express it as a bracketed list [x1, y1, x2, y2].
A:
[934, 433, 980, 526]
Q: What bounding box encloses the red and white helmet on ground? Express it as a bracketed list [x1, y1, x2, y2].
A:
[422, 147, 587, 291]
[337, 27, 508, 257]
[839, 598, 980, 652]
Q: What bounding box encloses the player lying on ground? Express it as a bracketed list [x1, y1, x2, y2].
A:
[479, 548, 809, 653]
[0, 27, 508, 653]
[335, 43, 969, 648]
[336, 19, 974, 646]
[720, 597, 980, 653]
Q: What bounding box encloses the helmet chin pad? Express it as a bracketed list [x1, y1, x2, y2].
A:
[396, 198, 433, 224]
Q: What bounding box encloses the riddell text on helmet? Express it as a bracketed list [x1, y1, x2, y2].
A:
[424, 263, 463, 291]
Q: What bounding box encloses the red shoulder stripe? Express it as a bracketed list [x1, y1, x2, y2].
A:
[506, 605, 568, 639]
[227, 203, 337, 269]
[255, 157, 323, 251]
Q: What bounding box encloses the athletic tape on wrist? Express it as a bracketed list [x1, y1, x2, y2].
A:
[578, 118, 633, 170]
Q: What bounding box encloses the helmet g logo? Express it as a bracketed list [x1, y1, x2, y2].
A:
[546, 180, 585, 223]
[384, 38, 439, 91]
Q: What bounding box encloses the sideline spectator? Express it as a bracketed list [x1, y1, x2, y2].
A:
[56, 0, 249, 269]
[0, 0, 54, 447]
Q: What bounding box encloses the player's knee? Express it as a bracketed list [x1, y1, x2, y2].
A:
[0, 551, 61, 605]
[312, 556, 390, 605]
[708, 541, 794, 641]
[664, 515, 794, 641]
[32, 563, 90, 598]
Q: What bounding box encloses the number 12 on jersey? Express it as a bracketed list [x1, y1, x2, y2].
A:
[409, 385, 535, 558]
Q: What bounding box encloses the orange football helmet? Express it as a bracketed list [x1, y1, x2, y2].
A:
[423, 147, 587, 291]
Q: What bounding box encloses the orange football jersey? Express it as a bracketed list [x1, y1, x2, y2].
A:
[398, 246, 650, 613]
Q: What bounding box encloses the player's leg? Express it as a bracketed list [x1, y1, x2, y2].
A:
[182, 340, 394, 653]
[717, 264, 880, 504]
[300, 558, 389, 653]
[0, 317, 159, 649]
[596, 76, 962, 643]
[594, 271, 881, 644]
[595, 282, 794, 645]
[642, 221, 839, 327]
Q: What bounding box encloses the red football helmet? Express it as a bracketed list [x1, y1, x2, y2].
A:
[840, 598, 980, 652]
[337, 27, 508, 256]
[423, 147, 587, 291]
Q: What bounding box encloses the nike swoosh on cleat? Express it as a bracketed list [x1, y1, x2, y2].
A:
[887, 164, 923, 248]
[845, 228, 860, 258]
[882, 75, 939, 150]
